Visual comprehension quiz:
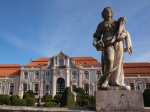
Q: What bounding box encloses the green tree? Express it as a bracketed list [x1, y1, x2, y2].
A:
[143, 89, 150, 107]
[43, 94, 53, 102]
[25, 97, 35, 106]
[75, 88, 85, 95]
[60, 87, 75, 107]
[26, 90, 35, 98]
[23, 93, 30, 99]
[54, 94, 62, 103]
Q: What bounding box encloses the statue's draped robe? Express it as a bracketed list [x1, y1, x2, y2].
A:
[94, 19, 131, 86]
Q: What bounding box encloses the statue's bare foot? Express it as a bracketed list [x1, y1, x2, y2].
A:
[102, 80, 109, 88]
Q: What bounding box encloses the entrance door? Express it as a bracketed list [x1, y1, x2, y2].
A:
[56, 78, 65, 94]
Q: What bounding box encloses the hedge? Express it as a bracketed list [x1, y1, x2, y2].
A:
[10, 95, 19, 103]
[12, 99, 27, 106]
[43, 102, 58, 107]
[0, 95, 11, 105]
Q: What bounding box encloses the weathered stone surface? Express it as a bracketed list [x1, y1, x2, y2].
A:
[95, 90, 144, 111]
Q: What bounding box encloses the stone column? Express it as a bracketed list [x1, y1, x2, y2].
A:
[66, 70, 70, 87]
[79, 70, 82, 87]
[52, 71, 56, 96]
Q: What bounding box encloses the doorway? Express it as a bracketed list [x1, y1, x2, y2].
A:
[56, 78, 65, 94]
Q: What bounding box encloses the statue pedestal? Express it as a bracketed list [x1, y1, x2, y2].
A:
[95, 90, 144, 111]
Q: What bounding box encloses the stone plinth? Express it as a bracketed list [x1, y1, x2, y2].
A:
[95, 90, 144, 111]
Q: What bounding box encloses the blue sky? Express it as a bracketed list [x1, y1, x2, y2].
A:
[0, 0, 150, 65]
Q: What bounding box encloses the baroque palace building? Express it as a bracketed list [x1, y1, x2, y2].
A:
[0, 51, 150, 98]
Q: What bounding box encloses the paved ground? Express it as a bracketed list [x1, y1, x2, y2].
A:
[0, 106, 95, 112]
[0, 106, 150, 112]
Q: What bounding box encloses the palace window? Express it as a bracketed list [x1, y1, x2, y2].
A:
[24, 71, 28, 79]
[84, 71, 89, 79]
[84, 84, 89, 94]
[72, 85, 76, 92]
[9, 83, 14, 95]
[129, 83, 134, 90]
[146, 83, 150, 89]
[136, 81, 144, 90]
[96, 71, 101, 79]
[59, 58, 64, 66]
[23, 84, 27, 93]
[46, 72, 50, 79]
[35, 71, 39, 79]
[72, 71, 77, 79]
[34, 84, 39, 95]
[45, 85, 49, 94]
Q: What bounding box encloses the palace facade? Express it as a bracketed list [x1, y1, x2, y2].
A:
[0, 51, 150, 98]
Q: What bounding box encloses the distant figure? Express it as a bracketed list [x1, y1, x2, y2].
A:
[93, 7, 132, 89]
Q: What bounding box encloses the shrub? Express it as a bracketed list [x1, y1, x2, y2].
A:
[0, 95, 11, 105]
[81, 99, 89, 106]
[84, 95, 94, 105]
[43, 102, 58, 107]
[34, 98, 39, 102]
[76, 92, 84, 106]
[25, 97, 35, 106]
[43, 94, 53, 102]
[60, 87, 75, 107]
[23, 93, 30, 99]
[75, 88, 85, 95]
[12, 99, 27, 106]
[54, 94, 62, 102]
[26, 90, 35, 98]
[50, 99, 59, 104]
[10, 95, 19, 103]
[143, 89, 150, 107]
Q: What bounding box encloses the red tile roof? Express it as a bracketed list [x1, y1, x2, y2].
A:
[73, 57, 101, 66]
[124, 62, 150, 74]
[24, 57, 150, 74]
[0, 64, 21, 76]
[25, 58, 50, 66]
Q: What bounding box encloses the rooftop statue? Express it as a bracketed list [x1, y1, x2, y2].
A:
[93, 7, 132, 90]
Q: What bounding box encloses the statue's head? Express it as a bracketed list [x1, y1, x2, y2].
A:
[102, 7, 113, 20]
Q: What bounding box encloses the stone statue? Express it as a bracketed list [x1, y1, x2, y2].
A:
[93, 7, 132, 90]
